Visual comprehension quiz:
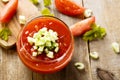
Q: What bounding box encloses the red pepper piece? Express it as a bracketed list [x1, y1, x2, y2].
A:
[0, 0, 18, 23]
[70, 16, 95, 36]
[55, 0, 85, 16]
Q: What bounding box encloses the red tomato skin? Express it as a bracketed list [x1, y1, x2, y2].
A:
[55, 0, 85, 16]
[70, 16, 95, 36]
[0, 0, 18, 23]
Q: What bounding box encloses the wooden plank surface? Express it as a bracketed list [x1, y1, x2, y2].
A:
[0, 0, 40, 80]
[33, 0, 91, 80]
[0, 0, 120, 80]
[84, 0, 120, 80]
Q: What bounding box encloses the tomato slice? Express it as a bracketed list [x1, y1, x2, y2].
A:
[70, 16, 95, 36]
[55, 0, 85, 16]
[0, 0, 18, 23]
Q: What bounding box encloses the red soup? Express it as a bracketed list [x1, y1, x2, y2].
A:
[16, 16, 74, 73]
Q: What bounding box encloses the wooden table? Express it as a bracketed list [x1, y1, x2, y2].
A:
[1, 0, 120, 80]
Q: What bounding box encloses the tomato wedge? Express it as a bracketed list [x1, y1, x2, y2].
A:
[70, 16, 95, 36]
[55, 0, 85, 16]
[0, 0, 18, 23]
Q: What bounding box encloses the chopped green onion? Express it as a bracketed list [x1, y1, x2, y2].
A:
[32, 52, 38, 56]
[29, 0, 39, 5]
[27, 37, 35, 45]
[33, 46, 38, 50]
[46, 51, 54, 58]
[74, 62, 85, 70]
[0, 27, 11, 41]
[38, 46, 44, 52]
[46, 41, 52, 47]
[27, 27, 59, 58]
[84, 9, 93, 18]
[38, 51, 42, 55]
[90, 52, 99, 60]
[2, 0, 9, 3]
[54, 47, 59, 53]
[43, 0, 51, 7]
[45, 48, 49, 54]
[112, 42, 120, 54]
[41, 8, 54, 16]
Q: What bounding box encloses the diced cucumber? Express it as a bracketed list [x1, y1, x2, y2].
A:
[35, 38, 46, 46]
[40, 27, 47, 33]
[53, 43, 59, 47]
[38, 51, 42, 55]
[32, 52, 38, 56]
[38, 46, 44, 52]
[44, 48, 49, 54]
[33, 46, 38, 50]
[27, 37, 35, 45]
[46, 41, 52, 47]
[46, 51, 54, 58]
[19, 15, 26, 24]
[33, 33, 40, 38]
[54, 47, 59, 53]
[27, 27, 59, 58]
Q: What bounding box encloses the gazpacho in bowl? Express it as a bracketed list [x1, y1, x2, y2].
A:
[16, 16, 74, 73]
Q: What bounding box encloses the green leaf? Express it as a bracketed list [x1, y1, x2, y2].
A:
[83, 23, 106, 41]
[0, 27, 11, 41]
[41, 8, 54, 16]
[43, 0, 51, 7]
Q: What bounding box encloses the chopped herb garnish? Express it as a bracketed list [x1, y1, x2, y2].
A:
[90, 52, 99, 60]
[84, 9, 93, 18]
[2, 0, 9, 3]
[41, 8, 54, 16]
[74, 62, 85, 70]
[0, 27, 11, 41]
[83, 23, 106, 41]
[43, 0, 51, 7]
[112, 42, 120, 54]
[29, 0, 39, 5]
[27, 27, 59, 58]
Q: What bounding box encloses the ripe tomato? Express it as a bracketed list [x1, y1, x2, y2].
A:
[0, 0, 18, 23]
[55, 0, 85, 16]
[70, 16, 95, 36]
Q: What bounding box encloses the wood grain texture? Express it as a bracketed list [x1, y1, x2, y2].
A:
[0, 0, 40, 80]
[32, 0, 91, 80]
[84, 0, 120, 80]
[1, 0, 120, 80]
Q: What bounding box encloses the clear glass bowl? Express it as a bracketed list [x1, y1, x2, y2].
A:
[16, 16, 74, 74]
